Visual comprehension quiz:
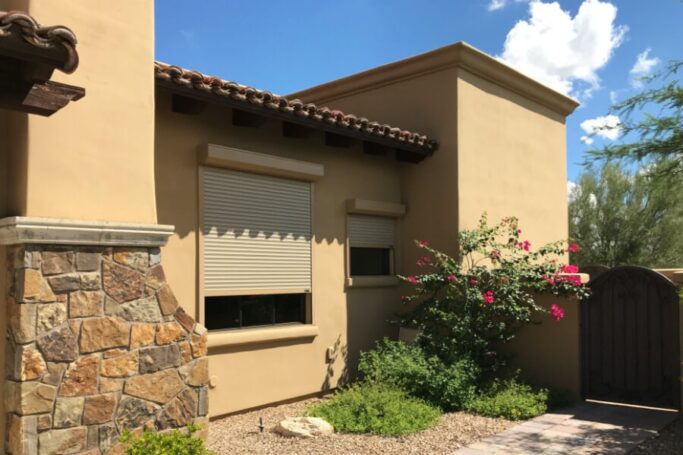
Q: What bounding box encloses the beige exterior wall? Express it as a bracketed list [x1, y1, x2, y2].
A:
[455, 69, 569, 244]
[504, 296, 582, 400]
[0, 0, 157, 223]
[155, 94, 406, 415]
[289, 69, 460, 278]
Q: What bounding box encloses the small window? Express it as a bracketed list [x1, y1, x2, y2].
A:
[350, 247, 391, 276]
[204, 294, 307, 331]
[348, 214, 396, 277]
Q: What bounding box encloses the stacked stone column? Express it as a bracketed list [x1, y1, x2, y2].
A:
[5, 245, 209, 454]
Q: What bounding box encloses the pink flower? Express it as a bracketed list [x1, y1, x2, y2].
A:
[517, 240, 531, 251]
[490, 250, 500, 259]
[550, 304, 565, 321]
[517, 229, 522, 234]
[447, 274, 457, 282]
[417, 240, 429, 248]
[545, 278, 554, 286]
[482, 291, 494, 304]
[405, 276, 418, 284]
[468, 279, 477, 285]
[567, 243, 580, 253]
[561, 264, 579, 274]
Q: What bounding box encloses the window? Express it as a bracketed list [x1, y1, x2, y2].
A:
[204, 294, 306, 330]
[348, 215, 396, 276]
[201, 166, 312, 330]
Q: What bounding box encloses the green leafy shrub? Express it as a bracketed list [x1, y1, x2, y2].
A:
[359, 338, 479, 411]
[466, 380, 548, 420]
[119, 425, 214, 455]
[307, 382, 441, 436]
[401, 214, 590, 375]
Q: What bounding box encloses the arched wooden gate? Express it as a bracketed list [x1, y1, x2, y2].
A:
[582, 266, 680, 409]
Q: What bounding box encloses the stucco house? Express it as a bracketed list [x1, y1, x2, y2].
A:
[0, 2, 581, 454]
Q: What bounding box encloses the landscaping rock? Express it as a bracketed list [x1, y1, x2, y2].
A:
[274, 417, 334, 438]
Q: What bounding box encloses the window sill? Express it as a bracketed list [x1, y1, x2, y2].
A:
[346, 276, 400, 288]
[206, 324, 319, 349]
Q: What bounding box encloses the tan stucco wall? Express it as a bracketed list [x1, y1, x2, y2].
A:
[0, 0, 157, 223]
[155, 93, 405, 415]
[455, 69, 569, 244]
[505, 296, 582, 400]
[289, 69, 460, 277]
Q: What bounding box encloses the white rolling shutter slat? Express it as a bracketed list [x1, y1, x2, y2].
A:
[202, 167, 312, 292]
[348, 215, 395, 248]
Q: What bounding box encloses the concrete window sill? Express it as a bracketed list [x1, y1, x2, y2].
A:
[346, 276, 400, 288]
[207, 324, 319, 349]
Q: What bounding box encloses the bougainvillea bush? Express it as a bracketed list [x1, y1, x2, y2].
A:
[400, 214, 590, 377]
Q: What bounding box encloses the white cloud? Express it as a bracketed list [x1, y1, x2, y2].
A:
[629, 48, 660, 88]
[580, 114, 621, 144]
[488, 0, 507, 11]
[567, 180, 577, 198]
[500, 0, 627, 100]
[487, 0, 528, 11]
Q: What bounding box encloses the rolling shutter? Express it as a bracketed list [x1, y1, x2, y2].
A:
[202, 167, 312, 293]
[348, 215, 395, 248]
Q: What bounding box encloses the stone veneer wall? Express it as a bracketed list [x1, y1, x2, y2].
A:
[5, 245, 209, 455]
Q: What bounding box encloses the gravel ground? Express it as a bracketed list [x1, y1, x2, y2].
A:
[207, 396, 514, 455]
[632, 418, 683, 455]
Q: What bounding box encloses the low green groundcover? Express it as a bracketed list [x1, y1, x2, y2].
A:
[466, 380, 549, 420]
[120, 425, 215, 455]
[307, 382, 442, 436]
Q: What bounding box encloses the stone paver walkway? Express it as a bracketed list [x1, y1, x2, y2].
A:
[455, 401, 678, 454]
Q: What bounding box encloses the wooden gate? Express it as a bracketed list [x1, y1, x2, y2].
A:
[582, 266, 680, 409]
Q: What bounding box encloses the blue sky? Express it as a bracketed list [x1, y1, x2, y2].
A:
[156, 0, 682, 182]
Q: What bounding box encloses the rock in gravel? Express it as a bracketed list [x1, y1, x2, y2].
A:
[274, 417, 334, 438]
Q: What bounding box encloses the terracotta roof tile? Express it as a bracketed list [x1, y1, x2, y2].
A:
[0, 10, 78, 73]
[154, 62, 437, 155]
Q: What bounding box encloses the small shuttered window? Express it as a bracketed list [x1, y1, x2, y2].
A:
[348, 215, 396, 276]
[348, 215, 395, 248]
[201, 167, 312, 294]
